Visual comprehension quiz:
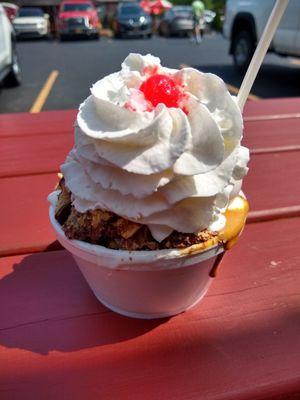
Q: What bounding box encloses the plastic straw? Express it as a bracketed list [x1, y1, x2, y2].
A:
[237, 0, 289, 111]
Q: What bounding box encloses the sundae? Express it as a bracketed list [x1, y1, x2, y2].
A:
[49, 53, 249, 318]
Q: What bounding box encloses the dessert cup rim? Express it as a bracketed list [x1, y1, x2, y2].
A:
[48, 190, 224, 265]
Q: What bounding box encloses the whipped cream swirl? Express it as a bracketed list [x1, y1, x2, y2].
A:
[61, 53, 249, 241]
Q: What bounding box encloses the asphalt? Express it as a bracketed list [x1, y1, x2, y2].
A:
[1, 33, 300, 114]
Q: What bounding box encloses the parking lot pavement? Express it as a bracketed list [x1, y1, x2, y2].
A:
[1, 34, 299, 114]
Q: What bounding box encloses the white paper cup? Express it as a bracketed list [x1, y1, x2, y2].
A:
[49, 192, 224, 319]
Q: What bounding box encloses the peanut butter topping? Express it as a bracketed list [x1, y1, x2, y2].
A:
[55, 179, 248, 253]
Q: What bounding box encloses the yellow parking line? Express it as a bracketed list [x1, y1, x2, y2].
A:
[226, 83, 239, 95]
[226, 83, 259, 100]
[30, 70, 59, 113]
[179, 64, 260, 100]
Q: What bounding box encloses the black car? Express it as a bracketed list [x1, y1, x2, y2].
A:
[159, 6, 194, 37]
[114, 3, 152, 39]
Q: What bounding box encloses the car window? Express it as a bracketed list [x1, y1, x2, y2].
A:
[119, 6, 142, 16]
[62, 4, 93, 12]
[18, 8, 44, 17]
[164, 10, 173, 19]
[173, 7, 193, 18]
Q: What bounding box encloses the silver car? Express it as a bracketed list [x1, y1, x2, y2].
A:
[13, 7, 50, 39]
[159, 6, 194, 37]
[0, 4, 21, 86]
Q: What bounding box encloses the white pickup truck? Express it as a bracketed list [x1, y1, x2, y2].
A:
[0, 4, 21, 87]
[223, 0, 300, 71]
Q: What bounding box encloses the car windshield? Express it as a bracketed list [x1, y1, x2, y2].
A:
[120, 5, 142, 16]
[63, 4, 92, 12]
[173, 7, 193, 18]
[18, 8, 43, 17]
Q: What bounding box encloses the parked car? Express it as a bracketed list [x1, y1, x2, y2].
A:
[0, 4, 21, 86]
[223, 0, 300, 71]
[57, 0, 100, 40]
[159, 6, 194, 37]
[113, 3, 152, 39]
[13, 7, 50, 39]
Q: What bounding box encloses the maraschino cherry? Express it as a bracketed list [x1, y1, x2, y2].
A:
[140, 74, 182, 108]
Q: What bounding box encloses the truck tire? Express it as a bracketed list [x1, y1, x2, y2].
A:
[232, 30, 255, 73]
[3, 41, 21, 87]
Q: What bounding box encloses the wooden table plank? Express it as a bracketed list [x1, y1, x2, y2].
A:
[1, 150, 300, 257]
[0, 133, 73, 178]
[1, 115, 300, 179]
[0, 250, 102, 330]
[0, 218, 299, 400]
[0, 98, 298, 139]
[0, 99, 300, 177]
[243, 151, 300, 211]
[0, 110, 76, 138]
[244, 118, 300, 150]
[0, 173, 59, 257]
[244, 97, 300, 118]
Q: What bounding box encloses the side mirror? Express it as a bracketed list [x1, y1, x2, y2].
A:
[44, 13, 49, 19]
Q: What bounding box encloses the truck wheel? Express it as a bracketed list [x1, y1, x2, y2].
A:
[232, 31, 254, 73]
[3, 42, 21, 87]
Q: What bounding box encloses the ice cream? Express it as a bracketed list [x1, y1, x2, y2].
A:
[57, 53, 249, 247]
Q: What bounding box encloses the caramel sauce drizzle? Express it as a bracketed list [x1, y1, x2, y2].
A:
[219, 195, 249, 250]
[179, 195, 249, 277]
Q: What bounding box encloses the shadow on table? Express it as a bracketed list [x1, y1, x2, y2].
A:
[1, 249, 299, 400]
[192, 62, 300, 99]
[0, 250, 168, 355]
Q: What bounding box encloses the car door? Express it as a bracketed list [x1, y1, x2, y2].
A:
[161, 9, 173, 34]
[0, 6, 7, 69]
[293, 1, 300, 55]
[273, 0, 299, 55]
[0, 5, 11, 72]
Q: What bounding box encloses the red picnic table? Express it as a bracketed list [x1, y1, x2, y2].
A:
[0, 98, 299, 399]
